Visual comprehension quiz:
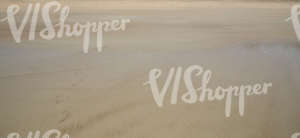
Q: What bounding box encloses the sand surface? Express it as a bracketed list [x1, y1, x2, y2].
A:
[0, 1, 300, 138]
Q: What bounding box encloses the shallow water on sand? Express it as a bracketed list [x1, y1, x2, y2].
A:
[0, 2, 299, 138]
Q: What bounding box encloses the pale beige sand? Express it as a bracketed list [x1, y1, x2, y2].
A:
[0, 1, 300, 138]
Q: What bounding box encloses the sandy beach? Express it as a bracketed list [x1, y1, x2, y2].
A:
[0, 1, 300, 138]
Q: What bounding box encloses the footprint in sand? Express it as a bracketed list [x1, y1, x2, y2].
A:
[55, 95, 72, 124]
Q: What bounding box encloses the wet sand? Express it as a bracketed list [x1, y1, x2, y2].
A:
[0, 1, 300, 138]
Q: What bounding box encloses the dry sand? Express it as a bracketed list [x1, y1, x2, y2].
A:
[0, 1, 300, 138]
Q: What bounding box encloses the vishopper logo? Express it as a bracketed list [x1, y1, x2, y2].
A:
[143, 65, 273, 118]
[292, 132, 300, 138]
[0, 1, 131, 54]
[6, 129, 69, 138]
[286, 5, 300, 42]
